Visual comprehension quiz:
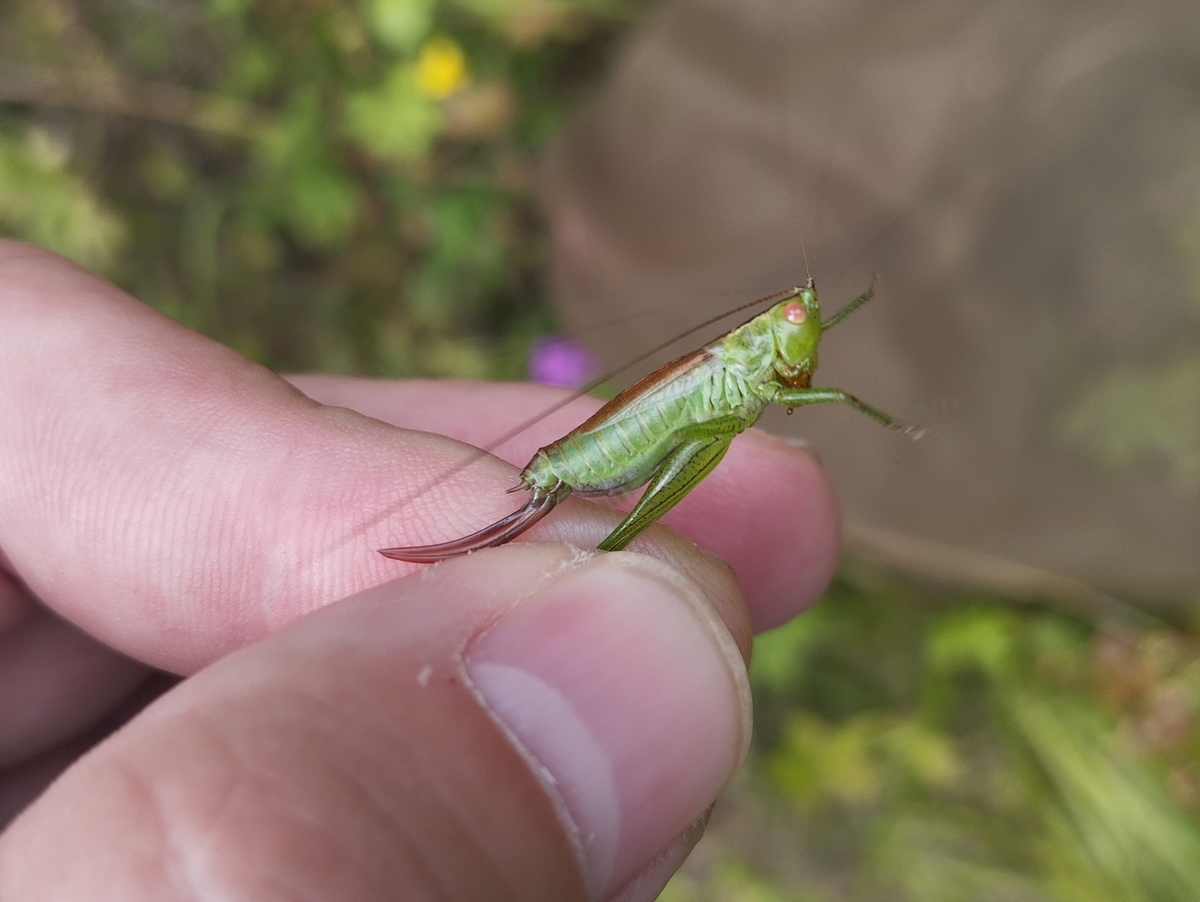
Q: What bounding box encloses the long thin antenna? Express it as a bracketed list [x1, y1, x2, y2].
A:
[776, 0, 812, 287]
[567, 285, 753, 340]
[808, 74, 857, 282]
[393, 285, 803, 510]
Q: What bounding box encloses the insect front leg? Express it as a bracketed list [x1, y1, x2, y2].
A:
[773, 387, 924, 437]
[819, 276, 878, 331]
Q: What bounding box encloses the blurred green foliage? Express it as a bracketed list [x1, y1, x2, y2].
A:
[667, 564, 1200, 902]
[4, 3, 1200, 901]
[1062, 208, 1200, 491]
[0, 0, 642, 376]
[1064, 359, 1200, 492]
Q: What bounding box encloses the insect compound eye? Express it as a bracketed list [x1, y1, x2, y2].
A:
[784, 302, 807, 324]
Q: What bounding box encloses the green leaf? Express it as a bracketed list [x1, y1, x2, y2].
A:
[926, 607, 1018, 680]
[345, 63, 445, 163]
[0, 128, 126, 271]
[1014, 696, 1200, 902]
[256, 92, 363, 247]
[365, 0, 435, 52]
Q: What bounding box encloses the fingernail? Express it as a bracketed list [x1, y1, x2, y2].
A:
[464, 555, 751, 900]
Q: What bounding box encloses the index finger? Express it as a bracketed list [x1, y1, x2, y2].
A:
[0, 242, 827, 676]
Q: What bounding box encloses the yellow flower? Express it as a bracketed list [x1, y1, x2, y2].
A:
[415, 37, 468, 100]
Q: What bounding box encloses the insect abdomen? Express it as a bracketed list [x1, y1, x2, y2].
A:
[524, 352, 768, 496]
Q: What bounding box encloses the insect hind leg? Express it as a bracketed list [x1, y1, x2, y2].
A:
[597, 434, 733, 552]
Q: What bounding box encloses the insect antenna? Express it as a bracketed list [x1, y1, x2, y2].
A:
[393, 285, 803, 512]
[775, 0, 814, 290]
[566, 286, 754, 341]
[775, 0, 853, 292]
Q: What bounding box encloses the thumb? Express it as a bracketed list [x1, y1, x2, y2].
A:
[0, 544, 752, 902]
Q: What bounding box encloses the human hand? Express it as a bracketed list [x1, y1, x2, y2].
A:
[0, 240, 840, 900]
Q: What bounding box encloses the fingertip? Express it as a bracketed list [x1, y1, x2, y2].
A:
[462, 550, 750, 897]
[738, 433, 841, 631]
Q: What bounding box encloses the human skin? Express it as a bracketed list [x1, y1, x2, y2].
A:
[0, 240, 840, 901]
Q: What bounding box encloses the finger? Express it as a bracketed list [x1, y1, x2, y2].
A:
[289, 375, 841, 631]
[0, 545, 752, 902]
[0, 570, 148, 769]
[0, 567, 154, 828]
[0, 242, 752, 670]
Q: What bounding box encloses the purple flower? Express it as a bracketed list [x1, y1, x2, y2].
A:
[528, 335, 601, 389]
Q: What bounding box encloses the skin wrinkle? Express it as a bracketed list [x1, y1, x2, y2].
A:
[310, 402, 488, 553]
[154, 412, 283, 630]
[223, 419, 397, 655]
[255, 444, 384, 624]
[106, 751, 198, 902]
[217, 668, 506, 899]
[230, 749, 394, 899]
[0, 250, 368, 665]
[3, 337, 243, 657]
[0, 611, 141, 766]
[319, 746, 461, 900]
[380, 458, 536, 554]
[274, 676, 541, 900]
[403, 720, 539, 901]
[156, 715, 249, 902]
[263, 421, 532, 631]
[20, 321, 166, 539]
[381, 725, 509, 892]
[4, 403, 80, 577]
[176, 705, 395, 901]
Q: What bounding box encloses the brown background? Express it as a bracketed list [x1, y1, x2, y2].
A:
[540, 0, 1200, 611]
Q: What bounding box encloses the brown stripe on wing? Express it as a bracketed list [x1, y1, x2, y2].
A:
[568, 347, 715, 436]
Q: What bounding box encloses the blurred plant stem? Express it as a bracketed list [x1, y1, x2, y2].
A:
[0, 64, 264, 138]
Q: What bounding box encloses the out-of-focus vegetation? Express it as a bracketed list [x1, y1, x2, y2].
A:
[0, 0, 640, 376]
[666, 564, 1200, 902]
[4, 3, 1200, 901]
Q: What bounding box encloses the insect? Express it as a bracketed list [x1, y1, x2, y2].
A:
[379, 277, 920, 562]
